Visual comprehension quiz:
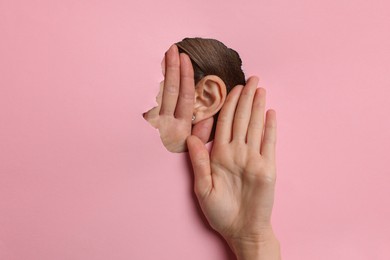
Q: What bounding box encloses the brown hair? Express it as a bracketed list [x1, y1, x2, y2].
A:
[175, 37, 246, 141]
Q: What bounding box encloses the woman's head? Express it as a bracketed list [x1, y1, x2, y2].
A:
[175, 37, 246, 140]
[176, 37, 246, 93]
[144, 37, 246, 151]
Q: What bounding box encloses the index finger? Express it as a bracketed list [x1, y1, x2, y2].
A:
[159, 44, 180, 116]
[214, 85, 244, 144]
[175, 53, 195, 119]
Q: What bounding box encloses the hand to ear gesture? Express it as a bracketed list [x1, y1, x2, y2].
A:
[187, 77, 280, 259]
[143, 45, 213, 153]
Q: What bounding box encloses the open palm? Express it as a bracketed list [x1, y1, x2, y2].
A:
[187, 76, 277, 245]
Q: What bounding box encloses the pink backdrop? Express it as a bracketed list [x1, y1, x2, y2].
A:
[1, 0, 389, 259]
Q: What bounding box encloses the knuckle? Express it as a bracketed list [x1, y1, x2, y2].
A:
[248, 122, 262, 130]
[254, 99, 265, 108]
[235, 112, 247, 120]
[240, 89, 253, 98]
[196, 156, 209, 168]
[263, 135, 276, 144]
[166, 62, 180, 69]
[258, 174, 276, 185]
[179, 90, 194, 101]
[254, 167, 276, 185]
[217, 115, 229, 124]
[164, 84, 179, 94]
[265, 123, 277, 132]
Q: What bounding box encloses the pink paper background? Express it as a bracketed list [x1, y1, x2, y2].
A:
[1, 0, 389, 259]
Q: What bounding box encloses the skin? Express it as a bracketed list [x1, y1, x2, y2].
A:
[145, 44, 281, 258]
[143, 44, 213, 152]
[187, 77, 281, 260]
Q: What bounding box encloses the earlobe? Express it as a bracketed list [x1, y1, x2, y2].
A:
[193, 75, 227, 124]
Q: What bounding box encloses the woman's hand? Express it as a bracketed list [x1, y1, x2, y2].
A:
[187, 76, 280, 259]
[143, 45, 212, 153]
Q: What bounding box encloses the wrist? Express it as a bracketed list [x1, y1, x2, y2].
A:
[226, 228, 281, 260]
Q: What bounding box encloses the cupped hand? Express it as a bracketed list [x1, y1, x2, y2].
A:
[143, 44, 213, 152]
[187, 76, 279, 255]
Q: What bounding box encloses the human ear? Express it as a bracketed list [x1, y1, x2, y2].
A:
[193, 75, 227, 124]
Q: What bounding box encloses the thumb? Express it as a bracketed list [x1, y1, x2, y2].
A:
[192, 117, 214, 144]
[186, 135, 212, 200]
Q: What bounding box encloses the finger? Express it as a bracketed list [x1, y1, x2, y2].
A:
[192, 117, 214, 144]
[153, 81, 164, 115]
[260, 109, 277, 163]
[232, 76, 259, 142]
[175, 53, 195, 119]
[247, 87, 266, 151]
[187, 135, 212, 200]
[214, 85, 244, 144]
[160, 44, 180, 116]
[161, 57, 165, 76]
[143, 106, 159, 121]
